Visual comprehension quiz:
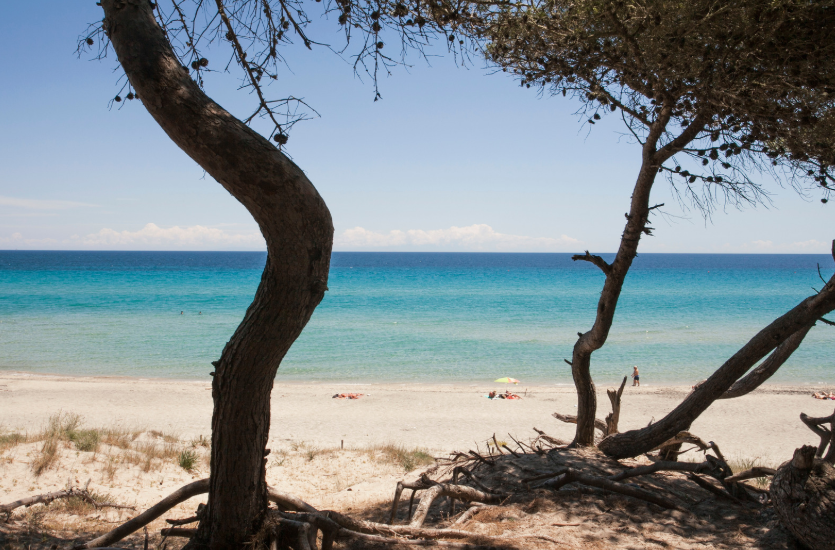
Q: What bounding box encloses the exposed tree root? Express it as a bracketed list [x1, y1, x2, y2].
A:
[535, 467, 689, 512]
[771, 445, 835, 550]
[0, 484, 135, 518]
[74, 479, 210, 549]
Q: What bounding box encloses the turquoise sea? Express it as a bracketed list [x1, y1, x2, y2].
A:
[0, 251, 832, 385]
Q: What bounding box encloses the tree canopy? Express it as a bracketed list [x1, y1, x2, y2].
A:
[473, 0, 834, 210]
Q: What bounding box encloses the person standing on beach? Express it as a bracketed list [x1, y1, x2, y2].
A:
[632, 366, 640, 387]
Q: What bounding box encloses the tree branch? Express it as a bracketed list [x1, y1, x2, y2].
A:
[571, 251, 611, 275]
[599, 268, 835, 458]
[716, 322, 813, 399]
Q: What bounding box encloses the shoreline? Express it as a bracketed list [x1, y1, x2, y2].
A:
[2, 371, 833, 466]
[3, 368, 834, 387]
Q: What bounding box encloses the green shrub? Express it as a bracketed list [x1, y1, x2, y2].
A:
[178, 449, 198, 471]
[71, 429, 101, 452]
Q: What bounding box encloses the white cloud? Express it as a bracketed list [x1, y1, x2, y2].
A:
[81, 223, 265, 249]
[335, 224, 580, 251]
[0, 224, 265, 250]
[0, 195, 97, 210]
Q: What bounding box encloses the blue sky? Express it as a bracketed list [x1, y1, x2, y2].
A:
[0, 2, 831, 253]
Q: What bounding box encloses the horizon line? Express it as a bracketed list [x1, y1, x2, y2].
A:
[0, 249, 832, 256]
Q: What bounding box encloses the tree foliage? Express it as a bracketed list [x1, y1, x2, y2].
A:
[78, 0, 464, 143]
[473, 0, 835, 210]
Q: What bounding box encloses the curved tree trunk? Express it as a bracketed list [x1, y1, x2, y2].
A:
[770, 446, 835, 550]
[100, 2, 333, 549]
[569, 109, 708, 446]
[599, 269, 835, 458]
[717, 322, 813, 399]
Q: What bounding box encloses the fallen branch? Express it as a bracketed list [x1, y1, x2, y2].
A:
[165, 516, 198, 526]
[452, 504, 492, 525]
[538, 468, 689, 512]
[609, 458, 724, 482]
[410, 484, 506, 528]
[686, 474, 743, 504]
[1, 487, 135, 517]
[501, 444, 521, 458]
[389, 479, 434, 524]
[724, 467, 776, 484]
[553, 412, 607, 434]
[532, 427, 569, 447]
[75, 479, 209, 549]
[267, 487, 320, 513]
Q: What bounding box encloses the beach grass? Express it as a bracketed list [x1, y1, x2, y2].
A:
[2, 413, 207, 477]
[372, 444, 435, 472]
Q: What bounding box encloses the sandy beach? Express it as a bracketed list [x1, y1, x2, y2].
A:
[2, 371, 833, 464]
[2, 371, 834, 549]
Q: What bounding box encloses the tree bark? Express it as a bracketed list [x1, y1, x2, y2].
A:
[599, 267, 835, 459]
[770, 446, 835, 550]
[716, 323, 813, 399]
[604, 376, 628, 434]
[568, 109, 708, 446]
[570, 160, 656, 445]
[100, 2, 333, 549]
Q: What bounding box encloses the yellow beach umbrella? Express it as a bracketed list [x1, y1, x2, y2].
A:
[494, 377, 520, 384]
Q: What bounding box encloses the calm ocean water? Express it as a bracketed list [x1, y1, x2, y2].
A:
[0, 251, 832, 385]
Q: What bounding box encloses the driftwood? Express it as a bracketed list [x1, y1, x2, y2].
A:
[1, 486, 135, 517]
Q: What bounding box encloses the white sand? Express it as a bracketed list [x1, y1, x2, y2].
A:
[2, 371, 833, 464]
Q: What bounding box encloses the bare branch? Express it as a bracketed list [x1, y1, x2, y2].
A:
[571, 250, 611, 275]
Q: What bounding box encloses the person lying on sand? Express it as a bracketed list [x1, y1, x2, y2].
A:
[332, 393, 364, 399]
[487, 391, 497, 399]
[812, 391, 835, 400]
[498, 390, 521, 400]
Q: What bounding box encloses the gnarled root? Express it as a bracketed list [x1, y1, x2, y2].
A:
[536, 468, 689, 513]
[771, 445, 835, 550]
